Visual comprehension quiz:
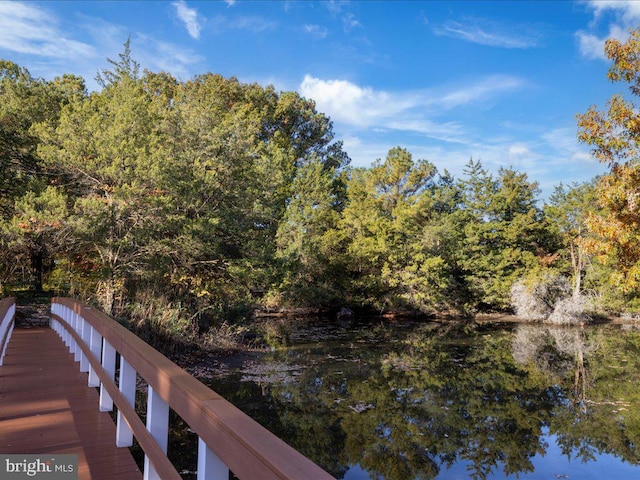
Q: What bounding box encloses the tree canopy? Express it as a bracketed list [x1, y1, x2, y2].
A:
[0, 37, 638, 332]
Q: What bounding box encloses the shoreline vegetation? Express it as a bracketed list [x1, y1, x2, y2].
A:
[9, 285, 639, 361]
[5, 31, 640, 350]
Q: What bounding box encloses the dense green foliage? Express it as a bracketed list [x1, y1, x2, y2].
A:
[0, 43, 635, 337]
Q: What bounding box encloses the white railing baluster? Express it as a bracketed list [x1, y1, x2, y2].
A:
[0, 302, 15, 366]
[100, 338, 116, 412]
[80, 316, 90, 373]
[88, 326, 102, 387]
[197, 437, 229, 480]
[59, 306, 69, 347]
[66, 308, 73, 349]
[144, 386, 170, 480]
[73, 312, 81, 362]
[64, 307, 71, 347]
[116, 356, 137, 447]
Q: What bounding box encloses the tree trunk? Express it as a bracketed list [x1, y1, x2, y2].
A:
[31, 250, 44, 292]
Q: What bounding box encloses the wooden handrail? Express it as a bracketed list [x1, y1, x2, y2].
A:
[52, 311, 181, 479]
[0, 297, 16, 366]
[51, 297, 335, 480]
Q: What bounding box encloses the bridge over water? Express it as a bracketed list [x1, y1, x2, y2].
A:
[0, 297, 335, 480]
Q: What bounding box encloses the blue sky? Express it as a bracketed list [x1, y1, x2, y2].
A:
[0, 1, 636, 198]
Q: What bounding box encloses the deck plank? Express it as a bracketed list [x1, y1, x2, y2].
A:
[0, 327, 141, 480]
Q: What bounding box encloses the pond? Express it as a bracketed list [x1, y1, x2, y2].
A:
[189, 318, 640, 480]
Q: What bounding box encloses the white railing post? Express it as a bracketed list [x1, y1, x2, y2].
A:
[198, 437, 229, 480]
[116, 356, 136, 447]
[59, 305, 70, 348]
[51, 318, 59, 336]
[88, 326, 102, 387]
[100, 339, 116, 412]
[72, 312, 81, 362]
[67, 308, 74, 350]
[144, 386, 169, 480]
[0, 302, 15, 366]
[50, 303, 57, 330]
[80, 316, 90, 373]
[62, 305, 73, 346]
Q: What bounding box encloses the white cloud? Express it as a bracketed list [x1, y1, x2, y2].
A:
[141, 37, 204, 80]
[304, 24, 328, 39]
[342, 13, 362, 32]
[300, 74, 525, 141]
[438, 75, 525, 108]
[541, 127, 598, 165]
[172, 0, 202, 39]
[576, 31, 607, 60]
[209, 14, 277, 34]
[325, 0, 349, 16]
[231, 16, 277, 33]
[508, 143, 534, 162]
[585, 0, 640, 22]
[0, 3, 203, 91]
[324, 1, 362, 33]
[300, 75, 405, 128]
[433, 18, 543, 49]
[576, 24, 627, 60]
[578, 1, 640, 59]
[0, 1, 95, 59]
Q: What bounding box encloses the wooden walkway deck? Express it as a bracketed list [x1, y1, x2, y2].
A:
[0, 326, 141, 480]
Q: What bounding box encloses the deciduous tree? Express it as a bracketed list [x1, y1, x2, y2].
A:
[577, 28, 640, 292]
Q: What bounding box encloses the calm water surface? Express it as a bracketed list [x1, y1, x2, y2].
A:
[197, 319, 640, 480]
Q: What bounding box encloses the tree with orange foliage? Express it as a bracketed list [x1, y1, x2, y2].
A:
[577, 28, 640, 292]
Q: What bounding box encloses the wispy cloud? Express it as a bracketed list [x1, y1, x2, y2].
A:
[342, 12, 362, 32]
[230, 16, 277, 33]
[438, 75, 526, 108]
[325, 0, 350, 16]
[433, 17, 543, 49]
[0, 1, 96, 60]
[299, 74, 525, 143]
[172, 0, 202, 39]
[75, 16, 204, 84]
[324, 1, 362, 33]
[541, 127, 595, 165]
[0, 2, 203, 90]
[304, 24, 328, 39]
[209, 14, 277, 34]
[139, 36, 204, 80]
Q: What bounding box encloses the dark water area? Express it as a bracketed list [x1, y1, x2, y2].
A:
[190, 318, 640, 480]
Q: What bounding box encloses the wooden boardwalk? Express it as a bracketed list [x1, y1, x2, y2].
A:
[0, 326, 141, 480]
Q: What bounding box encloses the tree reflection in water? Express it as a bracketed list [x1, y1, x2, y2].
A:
[205, 321, 640, 480]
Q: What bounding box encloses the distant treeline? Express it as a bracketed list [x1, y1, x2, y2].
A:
[2, 38, 639, 336]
